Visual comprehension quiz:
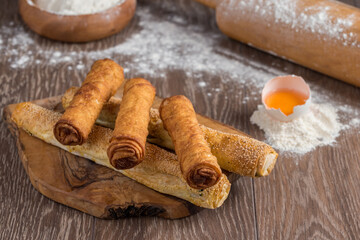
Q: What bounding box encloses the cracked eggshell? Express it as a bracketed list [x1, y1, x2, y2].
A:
[262, 75, 311, 122]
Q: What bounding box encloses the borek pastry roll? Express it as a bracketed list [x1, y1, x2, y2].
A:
[150, 112, 277, 177]
[12, 102, 230, 209]
[62, 87, 278, 177]
[159, 95, 222, 189]
[62, 86, 122, 129]
[201, 126, 277, 177]
[107, 78, 156, 169]
[54, 59, 124, 146]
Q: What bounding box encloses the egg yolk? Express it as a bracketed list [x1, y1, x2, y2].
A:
[265, 90, 307, 116]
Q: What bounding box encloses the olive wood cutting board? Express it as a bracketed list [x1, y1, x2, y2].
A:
[3, 95, 243, 219]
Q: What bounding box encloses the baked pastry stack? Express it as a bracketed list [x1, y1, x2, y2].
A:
[11, 59, 278, 209]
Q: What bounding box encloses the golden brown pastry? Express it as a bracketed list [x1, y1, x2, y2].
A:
[54, 59, 124, 145]
[12, 102, 231, 209]
[159, 95, 222, 189]
[62, 87, 278, 177]
[62, 87, 122, 129]
[107, 78, 156, 169]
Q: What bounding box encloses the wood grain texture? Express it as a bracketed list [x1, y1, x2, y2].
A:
[1, 0, 359, 239]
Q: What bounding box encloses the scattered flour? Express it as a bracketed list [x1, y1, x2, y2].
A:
[198, 81, 207, 87]
[1, 3, 359, 155]
[350, 118, 360, 127]
[76, 64, 85, 70]
[34, 0, 125, 15]
[10, 55, 30, 68]
[0, 8, 275, 84]
[250, 104, 344, 154]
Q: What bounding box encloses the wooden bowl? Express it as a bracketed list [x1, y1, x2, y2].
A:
[19, 0, 136, 42]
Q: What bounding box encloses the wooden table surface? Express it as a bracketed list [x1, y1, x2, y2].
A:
[1, 0, 359, 239]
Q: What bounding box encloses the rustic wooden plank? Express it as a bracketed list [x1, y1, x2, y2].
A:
[1, 0, 360, 239]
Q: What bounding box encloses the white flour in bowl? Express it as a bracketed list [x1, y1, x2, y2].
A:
[34, 0, 125, 15]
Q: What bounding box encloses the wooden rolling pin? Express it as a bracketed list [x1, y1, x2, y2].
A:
[196, 0, 360, 87]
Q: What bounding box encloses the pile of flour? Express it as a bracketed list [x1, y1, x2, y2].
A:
[250, 104, 344, 154]
[35, 0, 124, 15]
